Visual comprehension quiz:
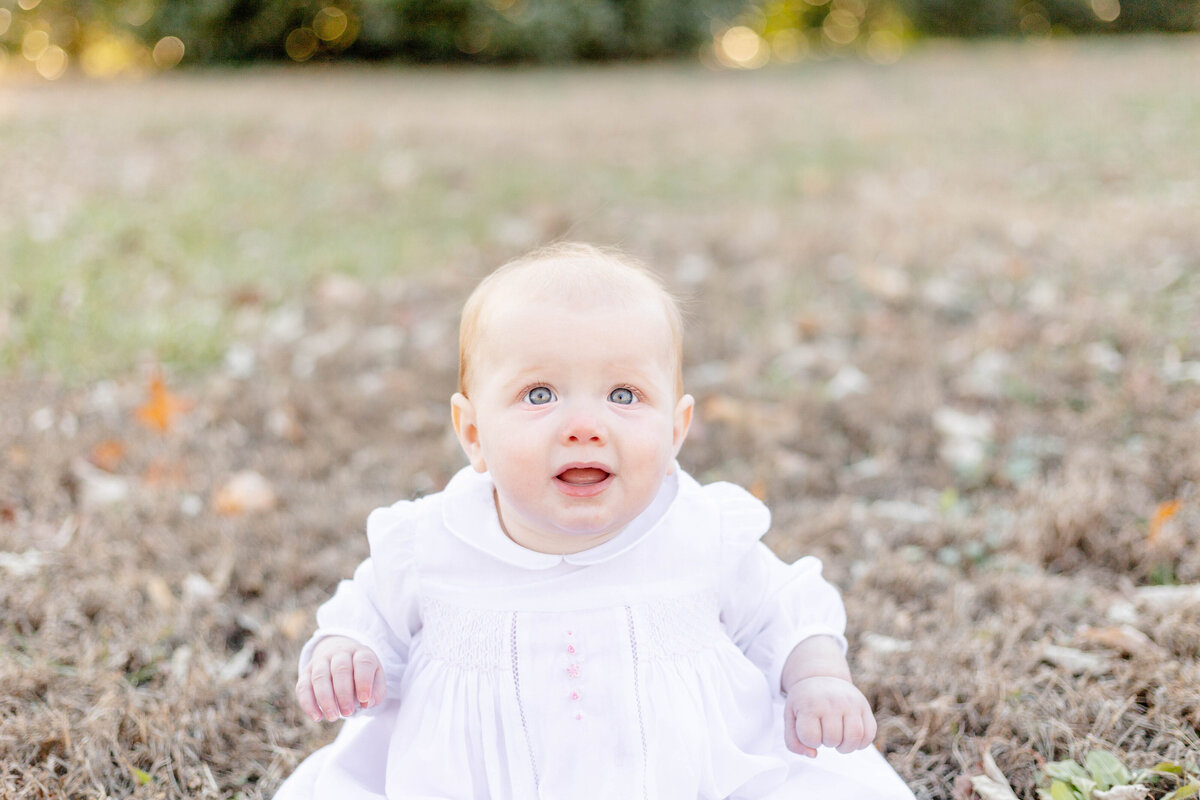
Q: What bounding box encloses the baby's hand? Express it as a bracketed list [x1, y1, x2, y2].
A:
[296, 635, 387, 722]
[783, 675, 878, 758]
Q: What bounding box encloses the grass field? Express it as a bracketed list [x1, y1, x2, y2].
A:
[2, 38, 1199, 799]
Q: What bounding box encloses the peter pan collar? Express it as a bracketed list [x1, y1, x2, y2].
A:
[440, 465, 682, 569]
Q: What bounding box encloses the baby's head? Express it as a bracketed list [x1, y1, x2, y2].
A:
[451, 242, 694, 554]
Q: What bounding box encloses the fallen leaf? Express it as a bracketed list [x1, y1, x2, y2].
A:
[145, 576, 176, 612]
[266, 404, 304, 442]
[0, 550, 46, 577]
[1095, 785, 1150, 799]
[218, 645, 256, 682]
[863, 633, 913, 654]
[1148, 499, 1182, 546]
[135, 371, 191, 433]
[6, 446, 29, 467]
[213, 470, 278, 515]
[276, 609, 310, 641]
[1040, 643, 1112, 675]
[826, 364, 871, 399]
[1135, 584, 1200, 611]
[1161, 782, 1200, 800]
[70, 458, 130, 509]
[87, 439, 125, 472]
[971, 750, 1020, 800]
[1076, 625, 1163, 656]
[182, 573, 219, 605]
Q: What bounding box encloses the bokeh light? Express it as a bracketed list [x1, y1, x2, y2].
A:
[823, 8, 861, 44]
[0, 8, 12, 37]
[313, 7, 348, 42]
[79, 26, 144, 77]
[17, 0, 41, 10]
[1092, 0, 1121, 22]
[717, 25, 770, 69]
[286, 28, 319, 62]
[35, 43, 67, 79]
[23, 29, 51, 61]
[455, 26, 490, 54]
[123, 0, 156, 27]
[152, 35, 185, 68]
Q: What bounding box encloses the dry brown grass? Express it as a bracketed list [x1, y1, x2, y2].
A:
[2, 38, 1200, 799]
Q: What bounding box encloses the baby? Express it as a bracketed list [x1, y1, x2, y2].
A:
[276, 243, 915, 799]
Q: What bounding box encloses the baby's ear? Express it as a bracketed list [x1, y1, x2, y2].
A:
[451, 393, 487, 472]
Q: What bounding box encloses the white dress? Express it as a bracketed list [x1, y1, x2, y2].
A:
[275, 466, 916, 800]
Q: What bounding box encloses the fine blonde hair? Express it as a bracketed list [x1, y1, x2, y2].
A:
[458, 242, 684, 397]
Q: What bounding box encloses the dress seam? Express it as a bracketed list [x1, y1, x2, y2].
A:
[510, 612, 540, 790]
[625, 605, 650, 800]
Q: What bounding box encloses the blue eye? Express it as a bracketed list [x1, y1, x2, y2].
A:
[609, 388, 636, 405]
[525, 386, 555, 405]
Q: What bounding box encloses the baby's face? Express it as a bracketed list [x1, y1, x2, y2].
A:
[452, 295, 693, 555]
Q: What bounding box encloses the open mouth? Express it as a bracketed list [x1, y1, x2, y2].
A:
[556, 467, 611, 486]
[554, 466, 614, 496]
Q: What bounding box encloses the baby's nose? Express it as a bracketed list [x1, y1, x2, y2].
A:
[561, 407, 606, 444]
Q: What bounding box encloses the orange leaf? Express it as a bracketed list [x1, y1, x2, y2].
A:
[1148, 499, 1182, 546]
[135, 372, 191, 433]
[88, 439, 125, 472]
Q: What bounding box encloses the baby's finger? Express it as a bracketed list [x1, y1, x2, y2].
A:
[838, 713, 865, 754]
[793, 712, 823, 756]
[329, 650, 356, 716]
[352, 649, 381, 707]
[862, 709, 879, 747]
[295, 671, 324, 722]
[783, 706, 804, 754]
[820, 714, 844, 750]
[308, 660, 339, 722]
[370, 663, 388, 707]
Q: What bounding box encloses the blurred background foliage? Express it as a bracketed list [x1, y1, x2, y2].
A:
[0, 0, 1197, 79]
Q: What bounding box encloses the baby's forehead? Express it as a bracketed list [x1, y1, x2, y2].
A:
[487, 258, 658, 306]
[473, 288, 675, 351]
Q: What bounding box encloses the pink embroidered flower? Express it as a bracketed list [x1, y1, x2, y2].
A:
[566, 663, 581, 679]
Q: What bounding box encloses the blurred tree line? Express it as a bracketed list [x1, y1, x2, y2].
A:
[0, 0, 1197, 76]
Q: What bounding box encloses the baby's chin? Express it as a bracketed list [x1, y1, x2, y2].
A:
[504, 509, 636, 551]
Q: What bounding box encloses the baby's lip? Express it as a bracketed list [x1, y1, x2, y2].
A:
[556, 464, 612, 485]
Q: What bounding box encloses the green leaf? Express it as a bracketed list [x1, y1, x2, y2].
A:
[131, 767, 153, 786]
[1050, 780, 1080, 800]
[1153, 763, 1187, 776]
[1087, 750, 1132, 790]
[1161, 782, 1200, 800]
[1047, 760, 1091, 784]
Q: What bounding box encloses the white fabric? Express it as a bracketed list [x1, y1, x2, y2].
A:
[276, 466, 916, 800]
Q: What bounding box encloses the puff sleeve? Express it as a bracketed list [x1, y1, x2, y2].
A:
[296, 499, 423, 690]
[711, 482, 848, 700]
